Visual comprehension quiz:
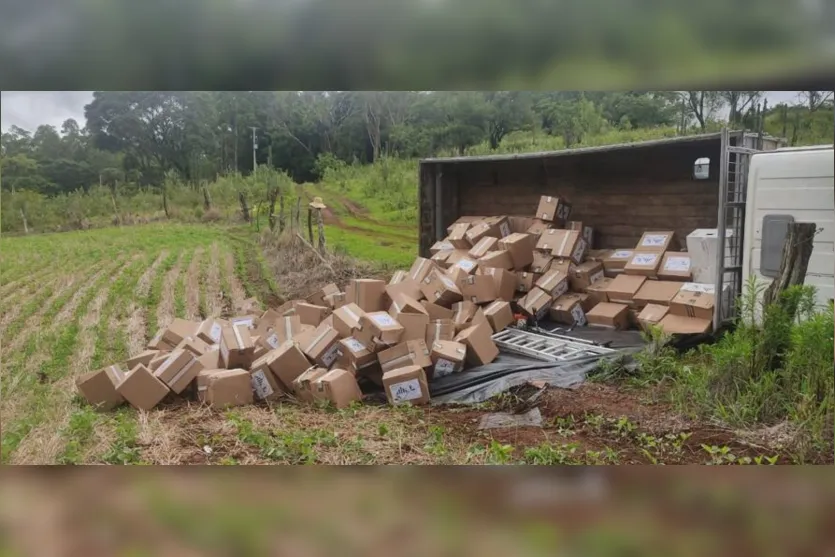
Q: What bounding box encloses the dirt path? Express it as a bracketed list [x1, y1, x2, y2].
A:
[223, 250, 247, 314]
[156, 252, 185, 331]
[184, 248, 203, 320]
[128, 251, 169, 355]
[205, 243, 223, 318]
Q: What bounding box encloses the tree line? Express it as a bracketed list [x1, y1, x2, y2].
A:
[2, 91, 832, 195]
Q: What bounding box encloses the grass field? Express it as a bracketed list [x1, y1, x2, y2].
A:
[1, 222, 827, 465]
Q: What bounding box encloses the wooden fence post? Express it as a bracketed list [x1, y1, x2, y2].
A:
[279, 193, 286, 233]
[316, 208, 326, 252]
[307, 207, 314, 243]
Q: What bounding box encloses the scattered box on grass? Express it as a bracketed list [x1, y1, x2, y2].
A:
[420, 270, 463, 308]
[386, 275, 424, 304]
[230, 315, 258, 330]
[249, 354, 286, 401]
[483, 300, 514, 333]
[383, 365, 430, 405]
[126, 350, 158, 371]
[204, 369, 254, 408]
[175, 337, 210, 357]
[116, 364, 170, 411]
[196, 318, 226, 345]
[154, 348, 204, 394]
[295, 302, 331, 327]
[637, 304, 669, 332]
[335, 337, 377, 373]
[454, 321, 499, 367]
[292, 367, 329, 403]
[425, 319, 455, 346]
[314, 368, 362, 409]
[379, 340, 432, 374]
[148, 353, 169, 372]
[220, 324, 256, 369]
[197, 347, 222, 370]
[586, 302, 630, 330]
[162, 318, 200, 347]
[346, 279, 387, 313]
[430, 340, 467, 378]
[549, 295, 587, 326]
[299, 322, 342, 368]
[76, 364, 126, 411]
[355, 311, 404, 346]
[389, 294, 430, 341]
[270, 341, 314, 390]
[333, 303, 367, 339]
[258, 315, 302, 350]
[323, 291, 347, 309]
[658, 252, 692, 281]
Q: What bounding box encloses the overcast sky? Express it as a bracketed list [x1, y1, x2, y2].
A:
[0, 90, 808, 133]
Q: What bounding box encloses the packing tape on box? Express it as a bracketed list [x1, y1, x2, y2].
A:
[233, 324, 246, 350]
[557, 231, 571, 257]
[344, 306, 360, 324]
[306, 325, 333, 353]
[105, 365, 124, 385]
[169, 357, 199, 387]
[284, 317, 294, 338]
[411, 259, 428, 281]
[155, 349, 183, 377]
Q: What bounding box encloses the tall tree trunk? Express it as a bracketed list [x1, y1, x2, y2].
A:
[162, 188, 170, 218]
[295, 197, 301, 230]
[307, 207, 314, 243]
[202, 184, 212, 210]
[20, 208, 29, 234]
[279, 193, 286, 233]
[238, 191, 250, 222]
[763, 222, 817, 308]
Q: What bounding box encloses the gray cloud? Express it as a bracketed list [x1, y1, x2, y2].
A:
[1, 91, 93, 132]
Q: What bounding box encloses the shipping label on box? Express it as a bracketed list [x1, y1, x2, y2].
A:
[383, 365, 430, 405]
[636, 231, 675, 253]
[519, 287, 552, 320]
[602, 250, 634, 274]
[569, 261, 604, 291]
[624, 251, 662, 278]
[536, 270, 569, 298]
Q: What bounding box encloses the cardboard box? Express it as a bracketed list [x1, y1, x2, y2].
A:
[148, 353, 169, 372]
[535, 195, 571, 224]
[219, 324, 256, 369]
[586, 303, 630, 329]
[420, 270, 463, 308]
[531, 252, 553, 274]
[624, 251, 663, 278]
[447, 222, 473, 249]
[535, 228, 563, 252]
[606, 275, 647, 304]
[485, 215, 512, 238]
[346, 279, 387, 313]
[448, 217, 482, 233]
[450, 257, 479, 275]
[659, 314, 712, 334]
[389, 293, 429, 319]
[295, 302, 331, 327]
[204, 369, 253, 408]
[425, 319, 455, 346]
[508, 216, 536, 234]
[461, 273, 498, 304]
[382, 365, 430, 405]
[408, 257, 436, 283]
[196, 318, 225, 345]
[299, 322, 342, 368]
[275, 300, 301, 317]
[154, 348, 205, 394]
[431, 250, 452, 267]
[323, 291, 348, 310]
[468, 237, 499, 259]
[333, 303, 367, 339]
[516, 271, 542, 294]
[249, 354, 286, 401]
[478, 250, 514, 270]
[569, 261, 605, 291]
[602, 249, 634, 275]
[634, 281, 683, 306]
[379, 340, 432, 374]
[454, 321, 499, 366]
[395, 313, 430, 342]
[305, 283, 339, 307]
[430, 341, 467, 379]
[359, 312, 405, 345]
[230, 315, 258, 330]
[161, 318, 200, 347]
[292, 367, 329, 403]
[174, 337, 210, 357]
[386, 274, 424, 304]
[445, 264, 470, 291]
[536, 269, 569, 298]
[550, 230, 587, 265]
[335, 337, 377, 372]
[421, 301, 454, 321]
[483, 300, 514, 333]
[549, 295, 587, 326]
[269, 341, 313, 390]
[550, 259, 574, 276]
[560, 292, 595, 313]
[146, 329, 176, 351]
[451, 301, 478, 332]
[464, 221, 495, 246]
[586, 249, 611, 262]
[431, 240, 455, 255]
[569, 221, 594, 249]
[518, 287, 551, 320]
[116, 364, 170, 411]
[498, 233, 535, 270]
[471, 307, 490, 331]
[195, 369, 222, 403]
[526, 218, 551, 237]
[76, 364, 126, 410]
[637, 304, 669, 331]
[669, 284, 715, 320]
[658, 252, 692, 281]
[483, 268, 517, 301]
[313, 368, 362, 409]
[258, 315, 303, 350]
[126, 350, 158, 371]
[586, 277, 613, 305]
[636, 231, 676, 253]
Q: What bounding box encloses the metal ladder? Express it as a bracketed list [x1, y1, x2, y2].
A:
[492, 328, 615, 363]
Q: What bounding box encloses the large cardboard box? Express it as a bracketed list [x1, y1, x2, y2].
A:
[154, 348, 205, 394]
[624, 251, 663, 278]
[606, 275, 647, 304]
[450, 257, 479, 275]
[431, 250, 453, 267]
[498, 233, 535, 270]
[425, 319, 455, 346]
[196, 369, 223, 403]
[430, 341, 467, 379]
[586, 277, 613, 305]
[323, 291, 347, 310]
[196, 318, 226, 345]
[76, 364, 126, 410]
[445, 249, 472, 269]
[445, 265, 470, 292]
[116, 364, 170, 411]
[396, 312, 430, 342]
[550, 230, 586, 265]
[220, 324, 256, 370]
[249, 353, 286, 401]
[270, 341, 314, 390]
[451, 301, 478, 332]
[174, 337, 210, 357]
[447, 222, 472, 249]
[299, 322, 342, 368]
[549, 295, 587, 326]
[346, 279, 387, 313]
[657, 252, 693, 281]
[669, 283, 715, 320]
[335, 337, 377, 372]
[531, 252, 553, 274]
[526, 219, 551, 237]
[468, 237, 499, 259]
[148, 353, 169, 372]
[464, 221, 492, 245]
[379, 340, 432, 374]
[536, 269, 569, 298]
[386, 275, 424, 304]
[408, 257, 436, 284]
[569, 221, 594, 249]
[161, 318, 200, 347]
[516, 271, 541, 295]
[586, 249, 611, 262]
[637, 304, 669, 332]
[430, 240, 455, 255]
[636, 231, 676, 253]
[358, 312, 405, 345]
[586, 303, 630, 329]
[602, 249, 634, 276]
[421, 301, 454, 321]
[478, 250, 514, 270]
[659, 314, 711, 334]
[483, 300, 514, 333]
[454, 321, 499, 366]
[482, 268, 517, 301]
[306, 283, 340, 307]
[560, 292, 595, 313]
[230, 315, 258, 330]
[485, 215, 512, 238]
[420, 270, 463, 308]
[634, 281, 683, 306]
[569, 261, 605, 291]
[333, 303, 367, 339]
[197, 348, 222, 370]
[204, 369, 253, 408]
[258, 315, 303, 350]
[382, 365, 430, 405]
[295, 302, 330, 327]
[509, 216, 536, 234]
[313, 368, 362, 409]
[147, 329, 176, 352]
[518, 287, 552, 320]
[126, 350, 158, 371]
[535, 229, 563, 252]
[292, 367, 329, 403]
[461, 273, 498, 304]
[535, 195, 571, 224]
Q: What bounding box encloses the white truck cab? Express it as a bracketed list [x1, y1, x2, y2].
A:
[742, 145, 834, 309]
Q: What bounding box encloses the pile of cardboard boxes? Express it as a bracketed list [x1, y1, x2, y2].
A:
[76, 194, 719, 412]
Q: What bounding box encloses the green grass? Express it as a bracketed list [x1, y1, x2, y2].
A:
[174, 249, 194, 319]
[144, 251, 179, 340]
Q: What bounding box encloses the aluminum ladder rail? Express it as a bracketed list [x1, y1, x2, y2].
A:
[492, 328, 615, 363]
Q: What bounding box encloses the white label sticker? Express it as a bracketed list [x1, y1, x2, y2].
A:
[251, 370, 275, 399]
[457, 259, 476, 272]
[612, 250, 633, 259]
[632, 253, 658, 266]
[439, 241, 453, 250]
[344, 338, 366, 353]
[434, 359, 456, 378]
[371, 314, 398, 328]
[499, 222, 511, 237]
[220, 342, 229, 364]
[680, 283, 715, 294]
[664, 256, 691, 272]
[209, 323, 222, 343]
[571, 304, 587, 326]
[233, 317, 254, 329]
[321, 344, 340, 367]
[266, 333, 280, 349]
[440, 276, 457, 289]
[389, 379, 424, 403]
[641, 234, 668, 247]
[207, 344, 219, 352]
[589, 270, 604, 284]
